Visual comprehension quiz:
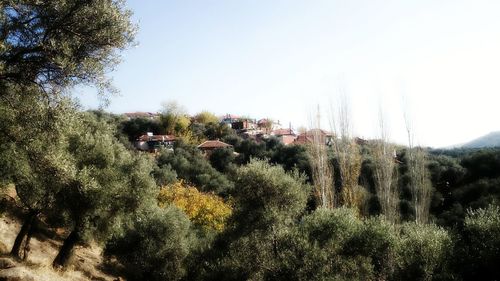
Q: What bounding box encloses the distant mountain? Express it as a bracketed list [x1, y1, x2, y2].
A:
[461, 131, 500, 148]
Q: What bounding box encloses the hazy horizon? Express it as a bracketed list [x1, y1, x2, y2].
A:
[77, 0, 500, 148]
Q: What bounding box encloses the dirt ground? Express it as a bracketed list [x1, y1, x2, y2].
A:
[0, 186, 124, 281]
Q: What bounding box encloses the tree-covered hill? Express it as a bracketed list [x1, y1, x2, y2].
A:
[2, 1, 500, 280]
[461, 131, 500, 148]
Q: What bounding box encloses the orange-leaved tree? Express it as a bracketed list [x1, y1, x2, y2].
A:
[158, 181, 232, 231]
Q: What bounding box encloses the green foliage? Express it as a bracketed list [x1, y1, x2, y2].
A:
[233, 138, 270, 164]
[190, 160, 310, 281]
[301, 208, 362, 250]
[461, 149, 500, 181]
[289, 208, 372, 281]
[429, 149, 500, 227]
[106, 206, 193, 281]
[394, 223, 453, 281]
[274, 209, 452, 281]
[209, 147, 236, 173]
[184, 142, 498, 281]
[1, 0, 138, 265]
[427, 155, 465, 188]
[272, 209, 395, 281]
[191, 200, 457, 281]
[58, 112, 158, 244]
[230, 159, 309, 231]
[343, 217, 398, 279]
[0, 94, 77, 217]
[226, 135, 312, 179]
[0, 0, 135, 97]
[152, 164, 177, 186]
[160, 101, 190, 135]
[203, 122, 235, 140]
[158, 181, 232, 232]
[156, 143, 233, 195]
[271, 143, 312, 178]
[193, 111, 219, 125]
[121, 117, 165, 141]
[454, 205, 500, 280]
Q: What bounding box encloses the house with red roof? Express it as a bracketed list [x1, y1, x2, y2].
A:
[124, 112, 159, 120]
[257, 119, 281, 134]
[134, 133, 176, 152]
[271, 128, 297, 145]
[197, 140, 233, 157]
[221, 114, 240, 126]
[293, 129, 334, 146]
[231, 118, 257, 131]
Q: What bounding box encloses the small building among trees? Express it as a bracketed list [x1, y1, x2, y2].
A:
[293, 129, 334, 146]
[271, 128, 297, 145]
[135, 133, 176, 152]
[197, 140, 233, 157]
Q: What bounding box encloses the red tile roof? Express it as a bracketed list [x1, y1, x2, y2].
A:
[293, 134, 314, 144]
[137, 135, 175, 142]
[272, 128, 296, 136]
[197, 140, 232, 149]
[280, 135, 297, 145]
[306, 129, 333, 136]
[124, 112, 159, 119]
[221, 114, 240, 120]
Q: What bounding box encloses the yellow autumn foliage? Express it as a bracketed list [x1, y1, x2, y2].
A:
[157, 181, 232, 231]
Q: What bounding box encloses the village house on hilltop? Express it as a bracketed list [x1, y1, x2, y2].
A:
[124, 111, 159, 120]
[271, 128, 297, 145]
[134, 133, 175, 152]
[294, 129, 334, 146]
[197, 140, 233, 157]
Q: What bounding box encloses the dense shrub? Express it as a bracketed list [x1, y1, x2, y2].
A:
[156, 144, 233, 195]
[151, 164, 178, 186]
[275, 210, 397, 281]
[285, 210, 453, 281]
[229, 160, 309, 232]
[461, 150, 500, 182]
[193, 204, 455, 281]
[289, 208, 373, 281]
[158, 181, 232, 231]
[430, 149, 500, 227]
[189, 160, 310, 281]
[343, 217, 398, 279]
[270, 144, 312, 179]
[455, 205, 500, 280]
[209, 147, 236, 173]
[394, 223, 453, 281]
[106, 206, 193, 281]
[121, 118, 165, 141]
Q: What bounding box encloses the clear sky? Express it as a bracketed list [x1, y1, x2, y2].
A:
[77, 0, 500, 148]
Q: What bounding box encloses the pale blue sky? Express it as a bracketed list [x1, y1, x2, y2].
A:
[77, 0, 500, 147]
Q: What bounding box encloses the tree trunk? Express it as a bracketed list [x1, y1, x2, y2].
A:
[52, 228, 80, 268]
[22, 219, 37, 260]
[10, 211, 36, 258]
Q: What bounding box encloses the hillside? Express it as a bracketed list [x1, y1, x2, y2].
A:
[0, 187, 124, 281]
[462, 131, 500, 148]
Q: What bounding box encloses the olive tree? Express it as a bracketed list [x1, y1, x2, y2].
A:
[106, 205, 194, 281]
[191, 160, 310, 280]
[0, 94, 78, 260]
[0, 0, 135, 98]
[52, 113, 157, 268]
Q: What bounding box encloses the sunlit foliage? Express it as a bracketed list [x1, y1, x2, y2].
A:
[158, 181, 232, 231]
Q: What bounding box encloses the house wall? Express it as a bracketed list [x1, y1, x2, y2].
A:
[280, 135, 297, 145]
[134, 141, 149, 151]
